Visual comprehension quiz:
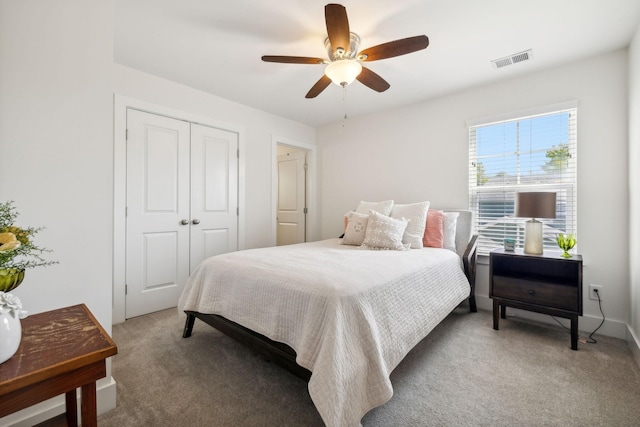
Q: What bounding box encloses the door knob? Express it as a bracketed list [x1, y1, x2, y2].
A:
[192, 219, 201, 225]
[180, 219, 189, 225]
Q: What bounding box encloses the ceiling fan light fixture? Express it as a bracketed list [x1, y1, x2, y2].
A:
[325, 59, 362, 86]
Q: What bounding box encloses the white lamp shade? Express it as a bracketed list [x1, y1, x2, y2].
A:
[325, 60, 362, 86]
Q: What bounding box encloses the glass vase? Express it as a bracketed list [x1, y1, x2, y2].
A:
[0, 269, 25, 292]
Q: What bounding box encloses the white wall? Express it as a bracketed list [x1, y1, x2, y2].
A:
[628, 23, 640, 364]
[113, 64, 317, 250]
[318, 49, 630, 338]
[0, 0, 116, 424]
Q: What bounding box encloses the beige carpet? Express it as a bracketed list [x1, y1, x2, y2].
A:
[98, 305, 640, 426]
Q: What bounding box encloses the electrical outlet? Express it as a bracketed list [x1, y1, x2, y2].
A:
[589, 284, 603, 301]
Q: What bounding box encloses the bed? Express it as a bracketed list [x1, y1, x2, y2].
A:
[179, 207, 477, 426]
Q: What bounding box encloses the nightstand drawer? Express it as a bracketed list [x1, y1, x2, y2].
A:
[492, 276, 578, 312]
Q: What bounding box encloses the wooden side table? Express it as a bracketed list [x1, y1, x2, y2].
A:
[490, 248, 583, 350]
[0, 304, 117, 426]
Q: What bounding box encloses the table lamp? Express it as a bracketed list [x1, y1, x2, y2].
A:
[515, 192, 556, 255]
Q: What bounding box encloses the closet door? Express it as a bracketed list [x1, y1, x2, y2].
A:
[125, 109, 190, 318]
[189, 123, 238, 272]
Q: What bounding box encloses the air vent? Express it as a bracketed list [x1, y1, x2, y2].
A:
[491, 49, 533, 69]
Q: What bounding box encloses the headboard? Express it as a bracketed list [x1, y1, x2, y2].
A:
[441, 209, 473, 258]
[441, 209, 477, 312]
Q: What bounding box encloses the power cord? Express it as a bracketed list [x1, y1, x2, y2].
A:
[586, 288, 606, 343]
[550, 288, 605, 344]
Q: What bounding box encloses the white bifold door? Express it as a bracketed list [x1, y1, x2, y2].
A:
[125, 109, 238, 318]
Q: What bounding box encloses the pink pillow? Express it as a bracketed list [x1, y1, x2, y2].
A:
[424, 210, 444, 248]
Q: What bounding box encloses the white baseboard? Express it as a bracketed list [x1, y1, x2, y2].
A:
[627, 325, 640, 369]
[0, 376, 116, 427]
[474, 294, 628, 340]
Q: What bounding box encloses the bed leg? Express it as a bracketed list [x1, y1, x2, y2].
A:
[469, 294, 477, 313]
[183, 313, 196, 338]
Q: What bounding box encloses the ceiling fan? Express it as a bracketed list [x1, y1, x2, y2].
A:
[261, 3, 429, 98]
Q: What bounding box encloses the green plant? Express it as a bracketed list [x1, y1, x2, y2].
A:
[0, 201, 57, 271]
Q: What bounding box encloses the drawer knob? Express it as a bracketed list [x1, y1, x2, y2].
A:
[528, 290, 536, 295]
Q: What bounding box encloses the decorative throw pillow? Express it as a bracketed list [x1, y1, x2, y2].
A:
[342, 211, 369, 246]
[343, 213, 350, 232]
[443, 211, 460, 252]
[361, 210, 409, 251]
[424, 209, 444, 248]
[355, 200, 394, 216]
[390, 201, 430, 249]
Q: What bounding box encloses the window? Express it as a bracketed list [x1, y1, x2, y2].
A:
[468, 105, 577, 256]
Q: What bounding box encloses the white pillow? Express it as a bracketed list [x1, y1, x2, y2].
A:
[361, 210, 409, 251]
[390, 201, 430, 249]
[355, 200, 394, 216]
[443, 211, 459, 252]
[342, 211, 369, 246]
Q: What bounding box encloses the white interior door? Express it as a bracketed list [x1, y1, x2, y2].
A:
[277, 151, 306, 245]
[125, 109, 190, 318]
[190, 123, 238, 272]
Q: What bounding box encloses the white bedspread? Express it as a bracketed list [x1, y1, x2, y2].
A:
[178, 238, 470, 426]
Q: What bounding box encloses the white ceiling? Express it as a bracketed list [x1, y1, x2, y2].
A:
[114, 0, 640, 127]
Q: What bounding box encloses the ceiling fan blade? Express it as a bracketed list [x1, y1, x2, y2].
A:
[325, 4, 350, 52]
[358, 35, 429, 61]
[305, 75, 332, 98]
[356, 67, 390, 92]
[262, 55, 326, 65]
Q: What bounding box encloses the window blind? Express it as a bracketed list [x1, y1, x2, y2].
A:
[468, 108, 577, 256]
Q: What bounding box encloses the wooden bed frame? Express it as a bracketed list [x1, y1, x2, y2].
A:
[182, 235, 478, 381]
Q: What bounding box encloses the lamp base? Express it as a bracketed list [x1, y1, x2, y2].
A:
[524, 219, 543, 255]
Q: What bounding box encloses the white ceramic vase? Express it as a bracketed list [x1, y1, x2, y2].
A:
[0, 310, 22, 364]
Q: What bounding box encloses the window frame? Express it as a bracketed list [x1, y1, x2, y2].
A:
[467, 102, 578, 256]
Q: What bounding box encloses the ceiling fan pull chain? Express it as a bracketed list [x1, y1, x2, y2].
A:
[342, 84, 348, 123]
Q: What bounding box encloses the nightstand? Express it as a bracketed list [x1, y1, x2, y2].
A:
[0, 304, 117, 426]
[490, 248, 583, 350]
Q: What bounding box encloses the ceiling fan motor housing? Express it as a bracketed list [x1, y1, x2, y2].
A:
[325, 32, 361, 60]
